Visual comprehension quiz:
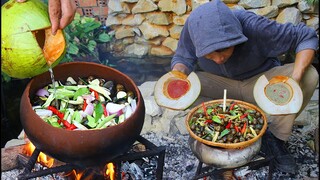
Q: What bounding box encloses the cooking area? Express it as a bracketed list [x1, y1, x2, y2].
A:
[1, 0, 319, 179]
[1, 55, 319, 179]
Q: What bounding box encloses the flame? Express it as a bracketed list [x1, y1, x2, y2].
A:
[65, 170, 84, 180]
[23, 142, 54, 168]
[23, 138, 116, 179]
[106, 163, 115, 180]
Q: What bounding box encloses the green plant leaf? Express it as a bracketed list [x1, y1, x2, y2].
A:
[98, 33, 112, 42]
[60, 12, 113, 62]
[68, 43, 79, 55]
[84, 22, 101, 33]
[88, 40, 97, 52]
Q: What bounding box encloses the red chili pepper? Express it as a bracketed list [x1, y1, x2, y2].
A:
[62, 119, 77, 130]
[218, 114, 225, 119]
[48, 106, 64, 119]
[225, 120, 232, 129]
[241, 122, 247, 134]
[90, 88, 99, 100]
[66, 124, 77, 130]
[230, 103, 236, 110]
[202, 102, 209, 118]
[102, 104, 108, 116]
[205, 119, 213, 124]
[240, 113, 248, 119]
[61, 119, 71, 128]
[83, 101, 88, 111]
[234, 126, 240, 132]
[47, 106, 76, 130]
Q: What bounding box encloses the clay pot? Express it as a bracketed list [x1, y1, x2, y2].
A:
[20, 62, 145, 166]
[189, 136, 261, 168]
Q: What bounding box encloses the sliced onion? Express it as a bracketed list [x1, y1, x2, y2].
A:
[106, 102, 125, 116]
[130, 99, 137, 112]
[125, 105, 133, 119]
[35, 109, 53, 117]
[82, 94, 95, 103]
[32, 105, 42, 110]
[36, 88, 49, 97]
[83, 103, 94, 116]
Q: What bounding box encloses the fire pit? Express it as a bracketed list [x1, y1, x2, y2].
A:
[20, 62, 145, 167]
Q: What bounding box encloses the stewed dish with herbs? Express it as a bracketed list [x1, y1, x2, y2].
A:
[188, 101, 265, 144]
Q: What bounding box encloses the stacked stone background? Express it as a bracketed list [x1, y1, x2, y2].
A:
[73, 0, 319, 58]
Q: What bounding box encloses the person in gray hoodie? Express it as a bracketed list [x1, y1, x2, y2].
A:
[171, 0, 319, 174]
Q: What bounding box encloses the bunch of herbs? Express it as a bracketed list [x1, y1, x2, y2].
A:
[61, 13, 112, 63]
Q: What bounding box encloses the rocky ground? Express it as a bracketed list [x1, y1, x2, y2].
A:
[2, 125, 318, 180]
[142, 124, 319, 180]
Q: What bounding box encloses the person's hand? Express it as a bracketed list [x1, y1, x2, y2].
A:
[49, 0, 76, 35]
[172, 63, 191, 76]
[16, 0, 76, 35]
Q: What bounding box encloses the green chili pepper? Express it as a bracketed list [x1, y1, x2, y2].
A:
[247, 114, 254, 122]
[219, 129, 230, 139]
[212, 115, 222, 124]
[229, 110, 237, 116]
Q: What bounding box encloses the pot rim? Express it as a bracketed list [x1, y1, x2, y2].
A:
[185, 99, 267, 149]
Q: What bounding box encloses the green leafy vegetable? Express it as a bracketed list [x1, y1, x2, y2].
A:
[94, 102, 104, 121]
[73, 87, 90, 100]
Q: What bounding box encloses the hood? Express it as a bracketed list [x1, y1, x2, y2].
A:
[187, 0, 248, 57]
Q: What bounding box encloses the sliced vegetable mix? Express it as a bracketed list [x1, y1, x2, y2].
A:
[31, 76, 137, 130]
[189, 101, 264, 144]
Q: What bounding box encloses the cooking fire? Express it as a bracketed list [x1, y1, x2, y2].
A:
[15, 135, 165, 180]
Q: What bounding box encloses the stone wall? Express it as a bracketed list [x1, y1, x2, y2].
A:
[76, 0, 319, 58]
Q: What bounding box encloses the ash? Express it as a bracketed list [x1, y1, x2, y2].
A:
[1, 163, 66, 180]
[2, 126, 318, 180]
[141, 125, 319, 180]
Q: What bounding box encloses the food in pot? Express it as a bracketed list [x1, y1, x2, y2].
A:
[188, 101, 264, 143]
[31, 75, 137, 130]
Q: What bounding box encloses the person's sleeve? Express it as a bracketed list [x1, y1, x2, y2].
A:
[236, 10, 319, 57]
[171, 20, 198, 72]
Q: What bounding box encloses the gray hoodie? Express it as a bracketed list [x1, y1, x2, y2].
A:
[171, 0, 318, 80]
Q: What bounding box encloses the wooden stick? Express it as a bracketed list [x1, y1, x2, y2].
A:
[223, 89, 227, 112]
[1, 144, 25, 171]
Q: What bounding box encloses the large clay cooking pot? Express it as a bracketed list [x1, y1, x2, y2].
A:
[20, 62, 145, 167]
